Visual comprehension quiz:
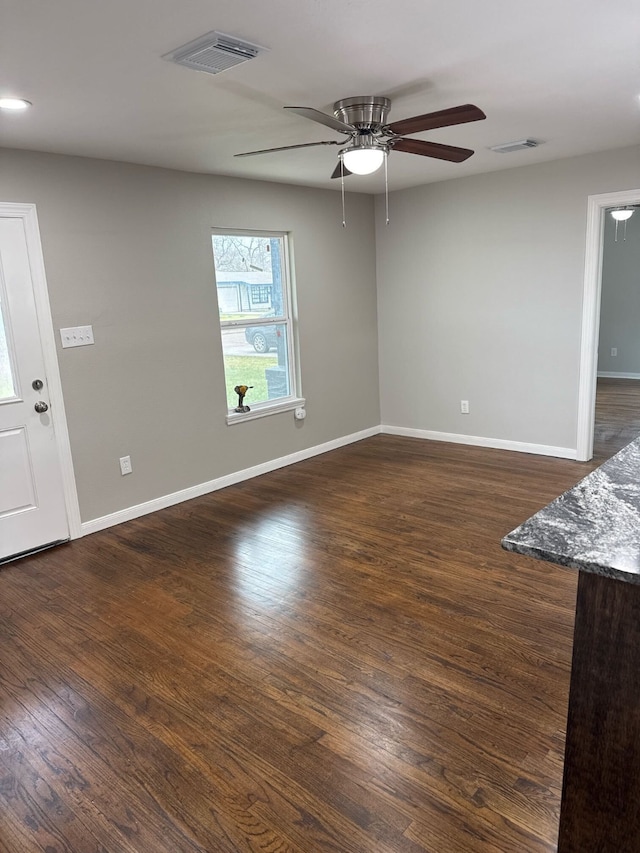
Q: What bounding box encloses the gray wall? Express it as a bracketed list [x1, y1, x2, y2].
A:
[598, 210, 640, 375]
[1, 148, 380, 522]
[375, 144, 640, 451]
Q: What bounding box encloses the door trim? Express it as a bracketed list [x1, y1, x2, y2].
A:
[576, 188, 640, 462]
[0, 202, 81, 539]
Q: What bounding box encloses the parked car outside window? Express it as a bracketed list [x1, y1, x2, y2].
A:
[244, 321, 279, 353]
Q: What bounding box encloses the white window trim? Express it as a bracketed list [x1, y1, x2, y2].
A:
[225, 395, 306, 425]
[212, 228, 301, 424]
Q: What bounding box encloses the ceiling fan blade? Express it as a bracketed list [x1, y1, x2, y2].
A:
[284, 106, 354, 135]
[330, 161, 353, 179]
[391, 137, 474, 162]
[386, 104, 486, 136]
[235, 140, 343, 158]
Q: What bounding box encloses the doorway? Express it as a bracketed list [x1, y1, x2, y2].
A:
[0, 203, 80, 561]
[593, 207, 640, 461]
[576, 188, 640, 461]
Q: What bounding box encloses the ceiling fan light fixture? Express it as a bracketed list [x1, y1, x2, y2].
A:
[610, 208, 634, 221]
[342, 145, 385, 175]
[235, 96, 485, 184]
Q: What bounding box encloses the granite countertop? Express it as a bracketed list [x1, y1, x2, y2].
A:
[502, 437, 640, 584]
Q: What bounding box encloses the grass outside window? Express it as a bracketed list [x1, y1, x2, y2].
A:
[223, 355, 277, 409]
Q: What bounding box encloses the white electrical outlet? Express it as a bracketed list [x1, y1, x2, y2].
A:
[460, 400, 470, 414]
[611, 347, 618, 357]
[119, 455, 132, 475]
[60, 325, 95, 348]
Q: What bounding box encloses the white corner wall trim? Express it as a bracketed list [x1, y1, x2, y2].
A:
[597, 371, 640, 380]
[81, 425, 381, 536]
[381, 425, 577, 459]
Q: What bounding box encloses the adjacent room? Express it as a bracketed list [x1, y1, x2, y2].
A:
[1, 1, 640, 851]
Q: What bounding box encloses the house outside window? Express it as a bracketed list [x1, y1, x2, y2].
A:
[212, 231, 303, 423]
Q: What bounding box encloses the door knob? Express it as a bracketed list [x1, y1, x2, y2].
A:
[34, 401, 49, 414]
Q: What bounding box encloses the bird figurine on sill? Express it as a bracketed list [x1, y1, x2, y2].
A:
[234, 385, 253, 413]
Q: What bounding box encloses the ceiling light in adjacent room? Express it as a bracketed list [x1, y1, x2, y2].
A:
[610, 208, 634, 221]
[0, 98, 31, 111]
[610, 207, 635, 242]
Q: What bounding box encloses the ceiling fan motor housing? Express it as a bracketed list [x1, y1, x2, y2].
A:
[333, 96, 391, 131]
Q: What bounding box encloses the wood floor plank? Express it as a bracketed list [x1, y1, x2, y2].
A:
[1, 414, 628, 851]
[593, 377, 640, 461]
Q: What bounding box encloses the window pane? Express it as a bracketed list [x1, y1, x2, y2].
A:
[0, 297, 16, 401]
[213, 235, 285, 322]
[221, 324, 290, 409]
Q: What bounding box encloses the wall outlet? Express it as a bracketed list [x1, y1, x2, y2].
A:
[460, 400, 470, 414]
[611, 347, 618, 357]
[60, 325, 95, 348]
[119, 455, 132, 475]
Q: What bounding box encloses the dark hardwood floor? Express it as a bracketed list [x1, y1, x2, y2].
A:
[593, 377, 640, 463]
[0, 434, 607, 853]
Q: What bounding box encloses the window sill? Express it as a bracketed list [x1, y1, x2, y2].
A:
[226, 397, 306, 426]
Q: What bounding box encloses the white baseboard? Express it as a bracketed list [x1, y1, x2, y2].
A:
[597, 371, 640, 380]
[380, 425, 577, 460]
[82, 422, 579, 536]
[81, 425, 381, 536]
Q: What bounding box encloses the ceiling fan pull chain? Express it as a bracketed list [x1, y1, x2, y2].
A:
[341, 160, 347, 228]
[384, 151, 390, 225]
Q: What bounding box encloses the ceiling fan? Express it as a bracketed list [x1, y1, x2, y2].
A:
[235, 96, 486, 178]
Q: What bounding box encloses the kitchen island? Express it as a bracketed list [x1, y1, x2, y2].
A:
[503, 437, 640, 853]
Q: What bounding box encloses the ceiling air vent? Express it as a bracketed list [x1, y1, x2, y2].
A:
[489, 139, 541, 154]
[164, 31, 267, 75]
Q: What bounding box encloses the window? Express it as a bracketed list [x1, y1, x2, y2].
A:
[250, 285, 271, 305]
[0, 295, 17, 401]
[212, 231, 303, 423]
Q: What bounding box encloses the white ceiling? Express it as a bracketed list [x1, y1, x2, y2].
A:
[1, 0, 639, 194]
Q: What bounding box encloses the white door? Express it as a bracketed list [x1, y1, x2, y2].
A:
[0, 216, 69, 560]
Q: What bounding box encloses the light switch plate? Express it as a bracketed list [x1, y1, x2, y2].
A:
[60, 325, 94, 348]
